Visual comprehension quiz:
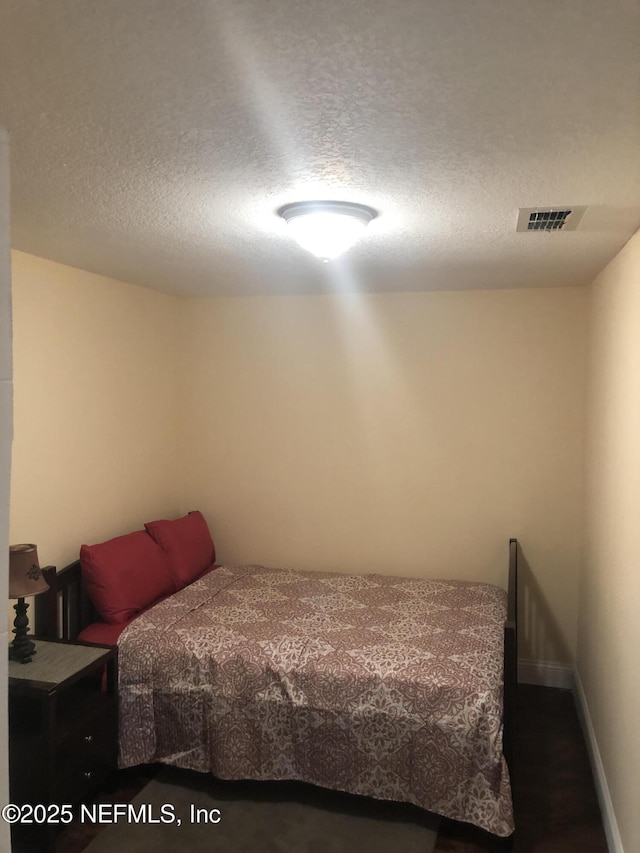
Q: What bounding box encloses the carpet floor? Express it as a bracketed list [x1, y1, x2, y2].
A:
[80, 767, 439, 853]
[19, 685, 608, 852]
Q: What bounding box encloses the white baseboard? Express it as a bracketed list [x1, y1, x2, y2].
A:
[573, 670, 624, 853]
[517, 658, 575, 689]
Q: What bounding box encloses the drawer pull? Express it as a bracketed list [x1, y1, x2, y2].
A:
[83, 770, 94, 781]
[83, 734, 93, 744]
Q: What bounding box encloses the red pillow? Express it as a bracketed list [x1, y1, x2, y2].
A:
[144, 511, 216, 590]
[80, 531, 176, 624]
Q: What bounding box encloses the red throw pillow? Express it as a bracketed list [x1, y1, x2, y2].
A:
[144, 511, 216, 590]
[80, 531, 176, 624]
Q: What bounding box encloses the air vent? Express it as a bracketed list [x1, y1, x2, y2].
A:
[517, 206, 587, 233]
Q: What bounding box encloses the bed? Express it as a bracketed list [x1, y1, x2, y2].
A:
[36, 514, 518, 839]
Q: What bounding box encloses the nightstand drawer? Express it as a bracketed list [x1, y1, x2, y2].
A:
[55, 761, 111, 806]
[56, 703, 116, 772]
[55, 709, 116, 804]
[54, 684, 116, 742]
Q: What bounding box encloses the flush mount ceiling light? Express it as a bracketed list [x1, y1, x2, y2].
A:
[278, 201, 377, 260]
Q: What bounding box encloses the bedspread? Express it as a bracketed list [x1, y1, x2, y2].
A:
[118, 564, 514, 836]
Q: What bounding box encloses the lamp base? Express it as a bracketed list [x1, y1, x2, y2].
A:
[9, 597, 36, 664]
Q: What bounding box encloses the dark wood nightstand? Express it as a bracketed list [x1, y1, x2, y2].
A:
[8, 639, 117, 850]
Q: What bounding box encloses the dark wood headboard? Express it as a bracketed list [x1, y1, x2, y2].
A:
[35, 560, 98, 641]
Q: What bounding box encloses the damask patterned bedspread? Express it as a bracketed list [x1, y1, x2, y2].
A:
[118, 564, 514, 836]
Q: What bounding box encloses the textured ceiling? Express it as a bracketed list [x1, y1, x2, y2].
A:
[0, 1, 639, 297]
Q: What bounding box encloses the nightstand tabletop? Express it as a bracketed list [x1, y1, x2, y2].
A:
[8, 639, 111, 687]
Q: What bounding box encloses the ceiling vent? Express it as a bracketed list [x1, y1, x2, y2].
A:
[517, 206, 587, 233]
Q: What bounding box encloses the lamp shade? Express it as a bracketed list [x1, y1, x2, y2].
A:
[9, 544, 49, 598]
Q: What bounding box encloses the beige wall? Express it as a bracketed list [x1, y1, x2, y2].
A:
[8, 258, 590, 668]
[579, 229, 640, 852]
[9, 251, 183, 571]
[180, 287, 588, 662]
[7, 249, 593, 670]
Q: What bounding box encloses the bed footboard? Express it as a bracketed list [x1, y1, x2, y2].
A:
[503, 538, 518, 781]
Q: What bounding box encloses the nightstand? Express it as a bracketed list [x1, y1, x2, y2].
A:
[8, 639, 117, 850]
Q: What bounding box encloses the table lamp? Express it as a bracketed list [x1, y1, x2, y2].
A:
[9, 544, 49, 664]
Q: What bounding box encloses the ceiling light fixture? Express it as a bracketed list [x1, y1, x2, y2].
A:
[278, 201, 377, 260]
